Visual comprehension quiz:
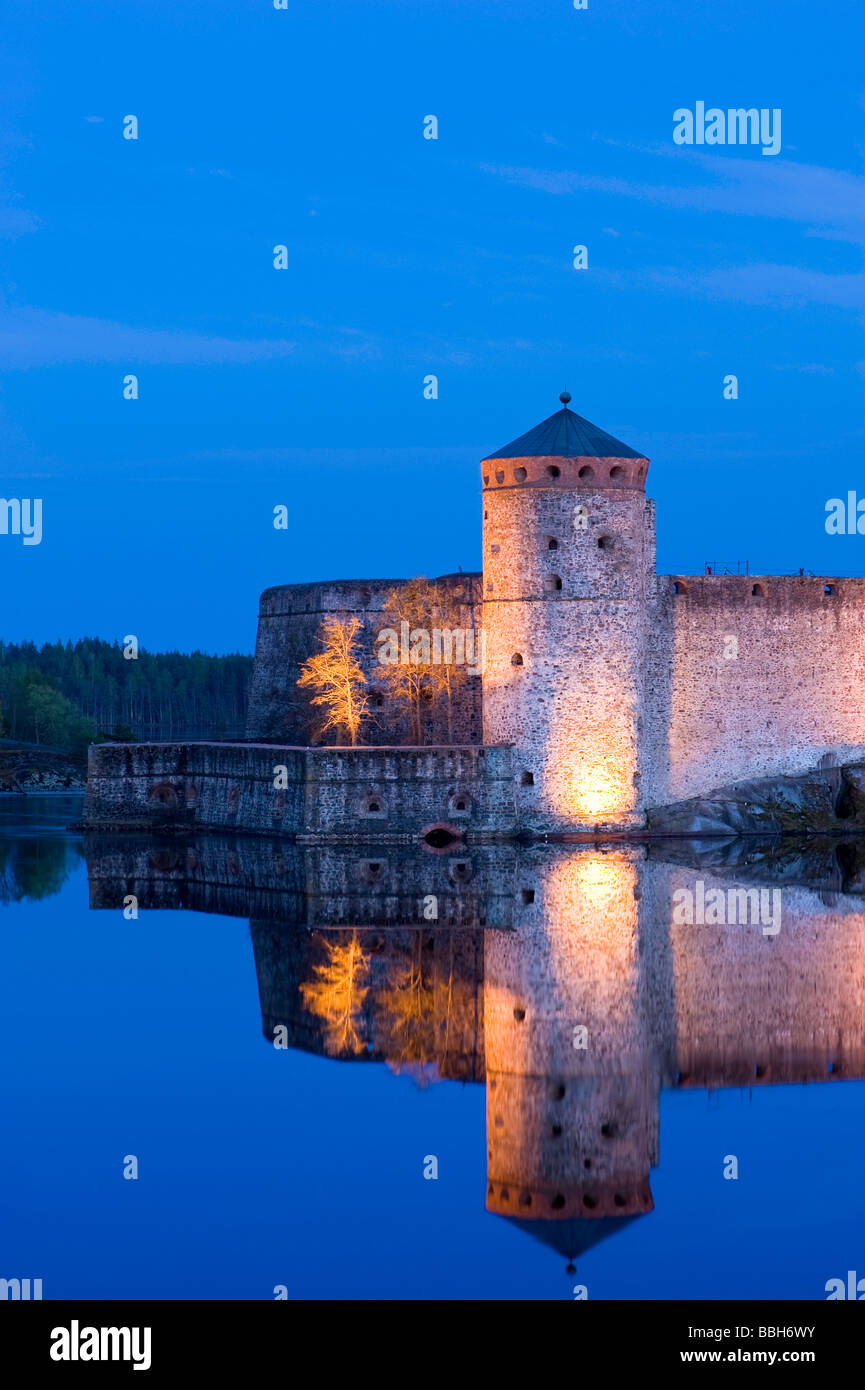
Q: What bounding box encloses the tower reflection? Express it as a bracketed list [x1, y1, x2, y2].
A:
[86, 832, 865, 1267]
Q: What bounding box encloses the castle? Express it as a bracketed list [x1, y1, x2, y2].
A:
[86, 393, 865, 839]
[245, 393, 865, 834]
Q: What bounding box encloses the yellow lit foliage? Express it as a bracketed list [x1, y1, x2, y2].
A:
[297, 615, 369, 746]
[299, 931, 371, 1056]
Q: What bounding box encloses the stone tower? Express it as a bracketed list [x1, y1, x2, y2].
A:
[481, 394, 653, 832]
[483, 849, 663, 1265]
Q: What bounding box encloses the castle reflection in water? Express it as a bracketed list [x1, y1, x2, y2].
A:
[87, 832, 865, 1270]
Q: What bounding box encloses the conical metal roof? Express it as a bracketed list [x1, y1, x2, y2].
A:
[484, 404, 644, 461]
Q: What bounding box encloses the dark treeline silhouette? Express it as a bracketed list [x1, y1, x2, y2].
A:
[0, 835, 83, 902]
[0, 639, 253, 749]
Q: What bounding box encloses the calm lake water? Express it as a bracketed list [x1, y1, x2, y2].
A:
[1, 794, 863, 1301]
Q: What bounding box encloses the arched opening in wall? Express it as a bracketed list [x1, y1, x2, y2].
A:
[490, 543, 500, 554]
[520, 770, 534, 786]
[361, 794, 386, 817]
[495, 470, 505, 483]
[148, 782, 180, 806]
[547, 537, 558, 550]
[449, 859, 472, 883]
[514, 467, 527, 482]
[609, 465, 625, 481]
[483, 510, 488, 520]
[578, 465, 594, 481]
[370, 693, 384, 709]
[359, 589, 371, 604]
[544, 574, 563, 593]
[825, 584, 838, 596]
[511, 653, 523, 666]
[547, 465, 561, 479]
[597, 535, 614, 551]
[421, 822, 463, 849]
[751, 583, 766, 597]
[447, 792, 471, 817]
[673, 580, 687, 595]
[483, 475, 489, 486]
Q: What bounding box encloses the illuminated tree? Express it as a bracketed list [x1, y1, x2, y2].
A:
[297, 616, 369, 745]
[425, 581, 471, 744]
[375, 932, 437, 1067]
[299, 931, 371, 1056]
[377, 578, 470, 744]
[377, 579, 435, 744]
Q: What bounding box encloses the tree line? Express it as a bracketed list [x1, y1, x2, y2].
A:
[0, 639, 253, 752]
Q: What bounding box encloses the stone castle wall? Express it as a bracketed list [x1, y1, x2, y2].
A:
[84, 741, 516, 841]
[246, 573, 483, 746]
[644, 574, 865, 807]
[240, 563, 865, 825]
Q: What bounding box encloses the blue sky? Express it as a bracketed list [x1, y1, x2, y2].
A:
[1, 0, 863, 652]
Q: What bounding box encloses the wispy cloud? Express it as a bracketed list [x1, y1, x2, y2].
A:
[0, 190, 39, 239]
[0, 307, 297, 368]
[648, 263, 865, 311]
[481, 152, 865, 246]
[772, 362, 836, 375]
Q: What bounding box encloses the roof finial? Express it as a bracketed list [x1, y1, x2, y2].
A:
[559, 391, 572, 407]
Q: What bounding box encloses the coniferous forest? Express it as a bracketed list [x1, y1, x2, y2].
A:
[0, 639, 253, 752]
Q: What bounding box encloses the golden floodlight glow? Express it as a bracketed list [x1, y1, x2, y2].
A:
[573, 854, 624, 910]
[564, 750, 631, 822]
